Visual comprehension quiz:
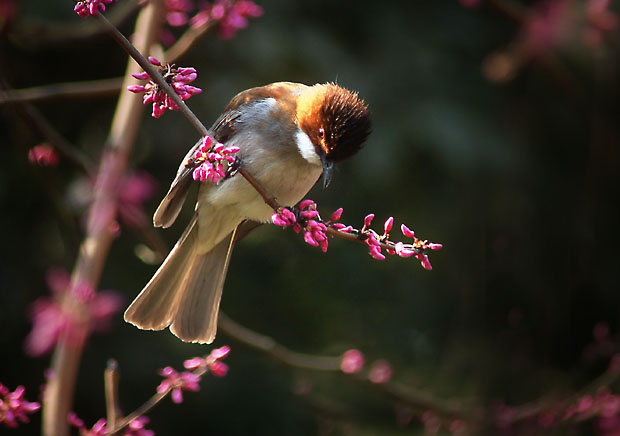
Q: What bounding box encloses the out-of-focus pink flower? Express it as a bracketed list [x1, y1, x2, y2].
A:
[74, 0, 117, 18]
[0, 383, 40, 428]
[422, 410, 441, 435]
[521, 0, 573, 55]
[183, 345, 231, 377]
[0, 0, 18, 29]
[24, 268, 123, 357]
[128, 56, 202, 118]
[449, 419, 468, 436]
[459, 0, 481, 8]
[191, 0, 263, 39]
[585, 0, 618, 46]
[157, 367, 201, 404]
[340, 349, 365, 374]
[117, 171, 158, 229]
[166, 0, 195, 26]
[126, 416, 155, 436]
[368, 359, 393, 384]
[28, 144, 60, 167]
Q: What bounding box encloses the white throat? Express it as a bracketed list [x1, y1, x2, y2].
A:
[295, 129, 321, 165]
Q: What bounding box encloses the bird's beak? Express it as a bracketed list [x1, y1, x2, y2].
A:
[321, 155, 334, 188]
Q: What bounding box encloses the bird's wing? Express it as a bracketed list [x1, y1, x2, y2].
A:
[152, 82, 306, 228]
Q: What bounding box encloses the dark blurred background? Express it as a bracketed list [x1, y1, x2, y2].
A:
[2, 0, 620, 434]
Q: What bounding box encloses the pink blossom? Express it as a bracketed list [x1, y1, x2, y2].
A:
[182, 345, 231, 377]
[73, 0, 117, 18]
[340, 349, 365, 374]
[191, 0, 263, 39]
[0, 383, 40, 428]
[128, 57, 202, 118]
[69, 413, 155, 436]
[126, 416, 155, 436]
[449, 419, 468, 436]
[422, 410, 441, 435]
[368, 359, 393, 384]
[157, 367, 201, 404]
[190, 135, 239, 183]
[117, 171, 158, 229]
[24, 268, 123, 357]
[28, 144, 60, 166]
[166, 0, 194, 27]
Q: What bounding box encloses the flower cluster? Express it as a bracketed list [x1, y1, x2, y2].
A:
[160, 0, 262, 45]
[128, 57, 202, 118]
[156, 367, 201, 404]
[69, 413, 153, 436]
[272, 200, 337, 252]
[191, 0, 263, 39]
[189, 135, 239, 183]
[183, 345, 231, 377]
[74, 0, 117, 17]
[0, 383, 40, 428]
[24, 268, 123, 357]
[272, 200, 442, 270]
[361, 214, 443, 270]
[157, 346, 230, 403]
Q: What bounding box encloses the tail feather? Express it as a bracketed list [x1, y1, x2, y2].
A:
[124, 217, 237, 343]
[170, 228, 236, 343]
[124, 218, 198, 330]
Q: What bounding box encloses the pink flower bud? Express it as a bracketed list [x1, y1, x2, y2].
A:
[384, 216, 393, 234]
[401, 224, 415, 238]
[303, 231, 319, 247]
[224, 145, 240, 154]
[369, 245, 385, 260]
[184, 357, 204, 370]
[301, 210, 319, 219]
[363, 214, 375, 228]
[127, 85, 145, 93]
[210, 345, 231, 360]
[320, 239, 328, 253]
[202, 135, 213, 148]
[427, 243, 443, 251]
[148, 56, 162, 66]
[209, 361, 229, 377]
[330, 207, 343, 222]
[299, 199, 315, 210]
[368, 360, 393, 384]
[131, 72, 150, 80]
[341, 349, 365, 374]
[420, 254, 432, 270]
[394, 242, 415, 258]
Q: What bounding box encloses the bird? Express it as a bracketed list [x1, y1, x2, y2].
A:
[124, 81, 371, 343]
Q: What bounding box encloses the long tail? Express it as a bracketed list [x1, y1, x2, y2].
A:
[124, 216, 236, 343]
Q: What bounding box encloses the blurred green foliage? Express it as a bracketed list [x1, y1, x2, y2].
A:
[2, 0, 620, 434]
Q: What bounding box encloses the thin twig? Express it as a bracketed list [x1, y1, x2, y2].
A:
[0, 78, 122, 105]
[217, 312, 469, 419]
[95, 13, 209, 137]
[104, 360, 121, 430]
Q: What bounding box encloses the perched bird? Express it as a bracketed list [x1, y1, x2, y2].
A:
[124, 82, 371, 343]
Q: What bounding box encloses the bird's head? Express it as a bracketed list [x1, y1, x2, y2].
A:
[296, 83, 371, 187]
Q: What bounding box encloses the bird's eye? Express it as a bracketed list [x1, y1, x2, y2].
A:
[318, 128, 325, 139]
